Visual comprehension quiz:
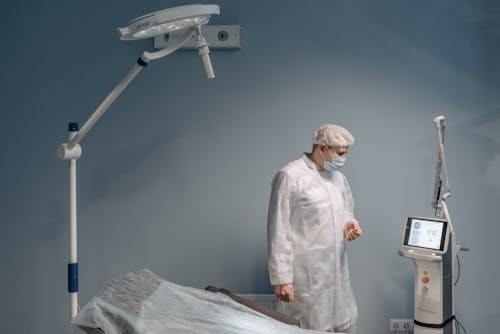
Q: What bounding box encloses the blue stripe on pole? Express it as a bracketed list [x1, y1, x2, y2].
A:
[68, 263, 78, 292]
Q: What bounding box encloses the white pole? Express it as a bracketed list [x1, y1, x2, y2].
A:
[68, 128, 78, 319]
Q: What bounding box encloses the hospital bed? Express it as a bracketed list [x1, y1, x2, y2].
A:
[71, 269, 346, 334]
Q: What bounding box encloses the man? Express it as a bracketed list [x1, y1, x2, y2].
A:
[267, 124, 362, 333]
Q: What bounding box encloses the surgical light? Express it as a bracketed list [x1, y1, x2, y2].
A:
[117, 5, 219, 40]
[118, 4, 219, 79]
[58, 4, 220, 321]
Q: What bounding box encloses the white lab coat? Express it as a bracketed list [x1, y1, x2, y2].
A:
[267, 154, 358, 332]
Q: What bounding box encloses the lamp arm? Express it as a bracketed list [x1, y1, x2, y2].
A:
[67, 60, 147, 150]
[65, 28, 197, 152]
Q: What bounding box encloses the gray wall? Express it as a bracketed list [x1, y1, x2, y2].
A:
[1, 0, 499, 333]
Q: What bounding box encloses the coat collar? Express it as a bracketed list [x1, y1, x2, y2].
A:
[302, 153, 319, 171]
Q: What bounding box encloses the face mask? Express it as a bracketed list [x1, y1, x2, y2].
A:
[323, 150, 346, 172]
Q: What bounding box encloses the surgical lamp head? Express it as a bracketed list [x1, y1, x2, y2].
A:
[117, 4, 219, 79]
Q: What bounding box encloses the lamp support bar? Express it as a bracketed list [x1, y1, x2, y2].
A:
[67, 61, 146, 150]
[66, 28, 196, 151]
[68, 131, 78, 319]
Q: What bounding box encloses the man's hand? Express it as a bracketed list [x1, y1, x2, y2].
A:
[274, 283, 294, 303]
[344, 220, 362, 241]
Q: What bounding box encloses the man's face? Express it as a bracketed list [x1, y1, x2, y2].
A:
[323, 145, 349, 161]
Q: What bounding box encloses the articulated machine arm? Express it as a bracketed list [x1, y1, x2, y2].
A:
[399, 116, 469, 334]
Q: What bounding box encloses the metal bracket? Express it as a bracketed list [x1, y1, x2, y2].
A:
[154, 25, 241, 49]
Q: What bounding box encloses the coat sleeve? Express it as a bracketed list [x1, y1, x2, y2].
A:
[267, 171, 296, 286]
[341, 173, 357, 224]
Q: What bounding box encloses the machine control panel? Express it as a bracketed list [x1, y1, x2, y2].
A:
[402, 217, 449, 254]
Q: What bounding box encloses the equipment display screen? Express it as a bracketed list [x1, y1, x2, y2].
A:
[403, 217, 448, 251]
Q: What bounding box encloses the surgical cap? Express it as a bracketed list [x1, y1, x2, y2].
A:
[312, 124, 355, 147]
